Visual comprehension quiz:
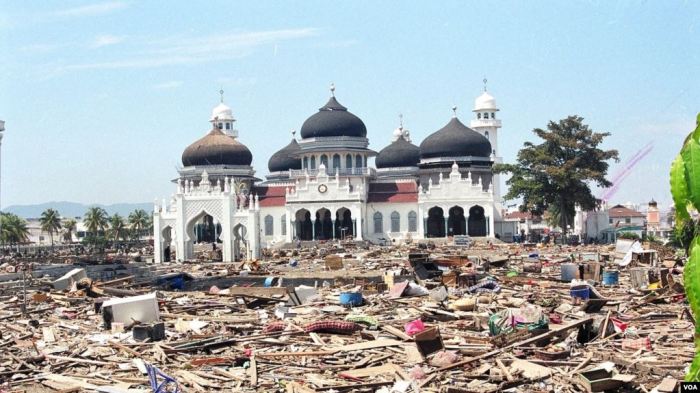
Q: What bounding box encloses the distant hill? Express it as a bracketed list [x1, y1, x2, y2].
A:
[3, 201, 152, 219]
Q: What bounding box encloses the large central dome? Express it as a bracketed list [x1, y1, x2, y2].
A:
[300, 96, 367, 139]
[182, 125, 252, 166]
[420, 117, 492, 159]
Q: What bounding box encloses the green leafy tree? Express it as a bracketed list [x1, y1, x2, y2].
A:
[128, 209, 150, 241]
[39, 208, 62, 248]
[670, 113, 700, 381]
[495, 116, 618, 240]
[62, 218, 77, 243]
[109, 214, 127, 243]
[0, 212, 30, 250]
[83, 207, 108, 246]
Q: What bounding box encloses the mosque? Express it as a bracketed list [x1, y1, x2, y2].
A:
[153, 84, 510, 262]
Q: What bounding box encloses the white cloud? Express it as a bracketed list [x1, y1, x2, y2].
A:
[55, 1, 127, 17]
[91, 34, 124, 48]
[153, 81, 183, 90]
[59, 28, 319, 71]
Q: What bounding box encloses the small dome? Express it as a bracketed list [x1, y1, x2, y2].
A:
[474, 91, 498, 111]
[182, 125, 252, 166]
[300, 96, 367, 139]
[268, 138, 302, 172]
[376, 135, 420, 169]
[420, 117, 492, 159]
[211, 102, 235, 121]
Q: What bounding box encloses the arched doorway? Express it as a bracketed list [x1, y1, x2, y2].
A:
[335, 208, 353, 239]
[162, 226, 174, 262]
[190, 213, 221, 244]
[468, 205, 487, 236]
[295, 209, 312, 241]
[448, 206, 466, 236]
[426, 207, 445, 238]
[233, 224, 247, 261]
[315, 208, 333, 240]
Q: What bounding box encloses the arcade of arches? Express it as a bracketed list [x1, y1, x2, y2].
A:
[294, 207, 354, 241]
[425, 205, 487, 238]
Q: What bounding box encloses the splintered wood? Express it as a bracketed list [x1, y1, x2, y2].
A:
[0, 240, 690, 392]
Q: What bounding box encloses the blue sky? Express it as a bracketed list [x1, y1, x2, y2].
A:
[1, 1, 698, 211]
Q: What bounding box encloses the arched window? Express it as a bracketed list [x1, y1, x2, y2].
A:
[477, 113, 481, 119]
[485, 131, 489, 139]
[280, 214, 286, 236]
[320, 154, 328, 167]
[491, 112, 495, 119]
[310, 156, 316, 169]
[355, 154, 362, 168]
[332, 154, 341, 169]
[218, 122, 223, 129]
[373, 212, 383, 234]
[408, 211, 418, 232]
[390, 211, 400, 232]
[264, 215, 274, 236]
[303, 157, 309, 169]
[346, 154, 353, 169]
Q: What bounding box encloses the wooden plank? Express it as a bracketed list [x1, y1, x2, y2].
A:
[256, 350, 336, 358]
[381, 325, 413, 341]
[249, 355, 257, 387]
[335, 339, 403, 352]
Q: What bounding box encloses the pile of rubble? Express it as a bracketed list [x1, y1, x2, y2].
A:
[0, 239, 692, 392]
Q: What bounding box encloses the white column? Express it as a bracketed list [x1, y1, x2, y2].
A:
[285, 209, 293, 243]
[221, 195, 234, 262]
[488, 205, 496, 237]
[175, 196, 187, 262]
[353, 207, 363, 240]
[417, 205, 425, 239]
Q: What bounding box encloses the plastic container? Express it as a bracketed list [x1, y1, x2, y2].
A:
[561, 263, 578, 282]
[602, 270, 619, 285]
[570, 286, 590, 300]
[339, 292, 363, 307]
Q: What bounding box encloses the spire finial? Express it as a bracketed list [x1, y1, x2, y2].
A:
[452, 105, 458, 118]
[330, 82, 335, 97]
[483, 78, 488, 92]
[291, 129, 297, 139]
[219, 88, 224, 103]
[398, 113, 403, 129]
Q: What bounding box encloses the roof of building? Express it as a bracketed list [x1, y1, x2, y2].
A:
[268, 138, 302, 172]
[375, 135, 420, 169]
[419, 117, 492, 159]
[474, 91, 498, 111]
[504, 211, 534, 220]
[367, 182, 418, 203]
[300, 96, 367, 139]
[608, 204, 645, 218]
[256, 185, 289, 207]
[182, 125, 252, 167]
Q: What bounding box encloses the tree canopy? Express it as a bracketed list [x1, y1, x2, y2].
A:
[40, 208, 62, 247]
[495, 115, 618, 237]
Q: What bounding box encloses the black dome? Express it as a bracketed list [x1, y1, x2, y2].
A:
[420, 117, 492, 159]
[268, 138, 302, 172]
[376, 136, 420, 168]
[182, 125, 253, 166]
[300, 97, 367, 138]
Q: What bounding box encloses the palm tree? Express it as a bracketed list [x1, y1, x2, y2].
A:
[128, 209, 150, 241]
[40, 208, 62, 248]
[109, 214, 126, 243]
[83, 207, 108, 246]
[1, 213, 30, 251]
[62, 219, 77, 243]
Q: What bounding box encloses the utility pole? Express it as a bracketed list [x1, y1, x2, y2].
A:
[0, 120, 4, 253]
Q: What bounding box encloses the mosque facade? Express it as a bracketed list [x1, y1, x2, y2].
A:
[153, 85, 507, 263]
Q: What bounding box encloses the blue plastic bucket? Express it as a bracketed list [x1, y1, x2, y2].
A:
[570, 286, 590, 300]
[602, 270, 619, 285]
[561, 263, 578, 282]
[339, 292, 363, 306]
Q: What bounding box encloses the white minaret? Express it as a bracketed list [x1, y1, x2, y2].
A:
[470, 79, 502, 201]
[210, 89, 238, 138]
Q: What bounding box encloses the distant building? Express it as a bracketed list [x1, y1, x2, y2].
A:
[646, 199, 660, 230]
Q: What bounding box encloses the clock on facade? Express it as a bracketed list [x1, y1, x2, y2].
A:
[318, 184, 328, 193]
